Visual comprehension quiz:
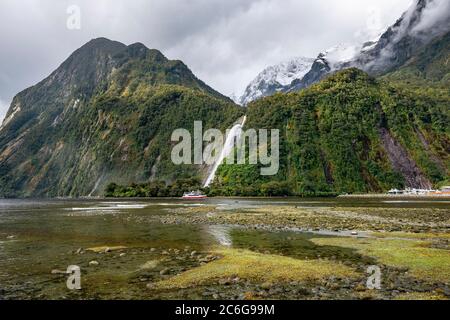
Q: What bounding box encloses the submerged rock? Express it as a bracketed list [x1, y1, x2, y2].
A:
[261, 282, 273, 290]
[160, 268, 170, 275]
[51, 269, 65, 274]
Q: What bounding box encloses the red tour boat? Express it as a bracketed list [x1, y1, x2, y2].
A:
[182, 191, 208, 200]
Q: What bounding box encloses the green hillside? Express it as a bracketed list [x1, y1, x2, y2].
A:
[383, 31, 450, 98]
[0, 39, 243, 197]
[212, 69, 449, 196]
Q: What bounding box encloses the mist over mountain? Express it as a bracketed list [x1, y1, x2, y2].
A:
[240, 0, 450, 101]
[285, 0, 450, 93]
[215, 0, 449, 195]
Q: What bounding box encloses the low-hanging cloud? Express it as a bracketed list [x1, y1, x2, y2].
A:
[411, 0, 450, 36]
[0, 0, 413, 122]
[0, 99, 7, 125]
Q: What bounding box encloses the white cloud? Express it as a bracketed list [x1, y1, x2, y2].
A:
[411, 0, 450, 36]
[0, 0, 413, 100]
[0, 98, 10, 125]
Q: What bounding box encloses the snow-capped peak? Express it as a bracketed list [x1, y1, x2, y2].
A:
[269, 57, 316, 86]
[317, 44, 362, 71]
[239, 57, 314, 105]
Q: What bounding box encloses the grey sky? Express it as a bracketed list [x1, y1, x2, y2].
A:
[0, 0, 413, 121]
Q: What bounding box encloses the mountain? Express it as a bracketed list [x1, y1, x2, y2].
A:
[212, 69, 449, 196]
[239, 57, 314, 105]
[382, 29, 450, 91]
[218, 4, 450, 196]
[287, 43, 368, 92]
[354, 0, 450, 75]
[285, 0, 450, 92]
[0, 38, 244, 197]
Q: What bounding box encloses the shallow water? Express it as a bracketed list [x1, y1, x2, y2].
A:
[0, 197, 448, 299]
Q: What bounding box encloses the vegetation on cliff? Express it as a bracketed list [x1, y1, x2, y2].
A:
[0, 39, 243, 197]
[212, 68, 449, 196]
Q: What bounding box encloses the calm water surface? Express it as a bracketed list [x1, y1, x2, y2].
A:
[0, 197, 448, 299]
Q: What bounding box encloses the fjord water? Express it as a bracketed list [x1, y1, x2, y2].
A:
[0, 198, 448, 299]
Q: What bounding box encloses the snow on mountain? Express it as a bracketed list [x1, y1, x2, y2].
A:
[240, 0, 450, 102]
[287, 0, 450, 92]
[228, 92, 240, 104]
[315, 44, 362, 71]
[239, 57, 314, 105]
[355, 0, 450, 75]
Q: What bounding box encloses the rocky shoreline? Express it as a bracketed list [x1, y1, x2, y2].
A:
[158, 205, 450, 234]
[1, 202, 448, 300]
[146, 204, 449, 300]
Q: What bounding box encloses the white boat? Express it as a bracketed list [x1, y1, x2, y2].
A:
[182, 191, 208, 200]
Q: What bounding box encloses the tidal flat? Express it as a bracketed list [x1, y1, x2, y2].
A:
[0, 198, 448, 300]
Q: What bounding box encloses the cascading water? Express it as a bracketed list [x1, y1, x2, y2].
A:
[203, 116, 247, 188]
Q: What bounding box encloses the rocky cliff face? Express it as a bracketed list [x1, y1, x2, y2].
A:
[379, 128, 432, 189]
[354, 0, 450, 75]
[0, 38, 243, 197]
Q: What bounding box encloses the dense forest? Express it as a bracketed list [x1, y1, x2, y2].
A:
[108, 68, 448, 197]
[1, 31, 448, 198]
[210, 69, 449, 196]
[0, 39, 244, 197]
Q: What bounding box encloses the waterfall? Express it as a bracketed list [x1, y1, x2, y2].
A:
[203, 116, 247, 188]
[88, 174, 103, 197]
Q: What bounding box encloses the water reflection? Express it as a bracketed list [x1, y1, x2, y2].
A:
[0, 197, 448, 299]
[205, 225, 233, 246]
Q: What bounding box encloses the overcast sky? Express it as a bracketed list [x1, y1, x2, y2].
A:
[0, 0, 413, 121]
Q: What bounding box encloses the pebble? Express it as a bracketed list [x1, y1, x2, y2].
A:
[355, 283, 366, 292]
[218, 278, 231, 286]
[261, 282, 272, 290]
[160, 268, 169, 275]
[206, 254, 215, 261]
[51, 269, 65, 274]
[89, 260, 99, 266]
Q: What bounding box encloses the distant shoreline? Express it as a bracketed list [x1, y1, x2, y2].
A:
[338, 194, 450, 199]
[1, 195, 450, 201]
